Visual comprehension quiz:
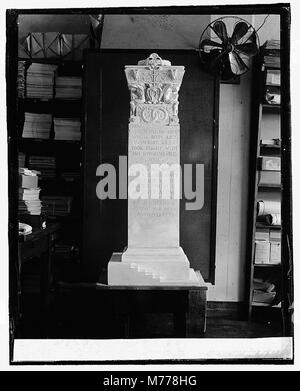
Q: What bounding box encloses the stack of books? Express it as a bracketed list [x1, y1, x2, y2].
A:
[262, 40, 281, 104]
[22, 112, 52, 139]
[265, 40, 280, 50]
[53, 117, 81, 140]
[262, 40, 280, 69]
[18, 168, 42, 225]
[26, 63, 57, 99]
[252, 278, 277, 305]
[17, 61, 26, 98]
[41, 195, 73, 217]
[55, 76, 82, 99]
[29, 155, 56, 178]
[265, 69, 281, 105]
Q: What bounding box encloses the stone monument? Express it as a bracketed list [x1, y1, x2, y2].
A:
[108, 53, 201, 286]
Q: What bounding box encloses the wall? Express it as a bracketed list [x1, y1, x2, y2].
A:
[18, 14, 210, 49]
[207, 14, 280, 301]
[18, 13, 280, 302]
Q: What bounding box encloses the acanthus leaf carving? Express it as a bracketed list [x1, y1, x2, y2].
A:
[125, 53, 184, 125]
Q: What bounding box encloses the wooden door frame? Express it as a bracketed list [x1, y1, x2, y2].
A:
[82, 48, 219, 283]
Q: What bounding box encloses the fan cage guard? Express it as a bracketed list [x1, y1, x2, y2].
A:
[199, 16, 260, 79]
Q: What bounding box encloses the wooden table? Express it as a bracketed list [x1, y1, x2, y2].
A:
[15, 223, 60, 336]
[59, 277, 208, 338]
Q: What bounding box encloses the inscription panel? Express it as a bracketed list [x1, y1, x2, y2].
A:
[128, 123, 180, 248]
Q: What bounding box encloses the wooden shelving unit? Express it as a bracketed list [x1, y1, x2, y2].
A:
[17, 59, 83, 271]
[246, 42, 285, 319]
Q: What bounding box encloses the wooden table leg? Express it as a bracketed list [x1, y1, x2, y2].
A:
[40, 235, 53, 337]
[186, 289, 207, 337]
[124, 314, 130, 338]
[174, 310, 187, 337]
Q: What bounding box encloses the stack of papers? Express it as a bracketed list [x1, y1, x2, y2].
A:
[29, 156, 56, 178]
[265, 40, 280, 50]
[26, 63, 57, 99]
[19, 199, 42, 216]
[22, 112, 52, 139]
[252, 277, 277, 305]
[55, 76, 82, 99]
[19, 169, 42, 216]
[53, 117, 81, 140]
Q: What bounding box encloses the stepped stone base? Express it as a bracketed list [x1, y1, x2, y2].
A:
[108, 251, 201, 286]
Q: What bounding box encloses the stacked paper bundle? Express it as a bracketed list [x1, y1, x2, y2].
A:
[17, 61, 26, 98]
[18, 168, 42, 216]
[265, 40, 280, 50]
[29, 155, 56, 178]
[55, 76, 82, 99]
[26, 63, 57, 99]
[53, 117, 81, 140]
[257, 200, 281, 227]
[252, 278, 277, 305]
[263, 40, 280, 69]
[22, 112, 52, 139]
[41, 195, 72, 217]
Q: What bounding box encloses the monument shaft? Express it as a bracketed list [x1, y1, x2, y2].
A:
[108, 53, 201, 286]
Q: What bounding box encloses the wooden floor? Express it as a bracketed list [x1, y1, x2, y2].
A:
[19, 291, 283, 339]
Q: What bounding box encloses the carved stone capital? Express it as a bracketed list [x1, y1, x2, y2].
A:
[124, 53, 185, 125]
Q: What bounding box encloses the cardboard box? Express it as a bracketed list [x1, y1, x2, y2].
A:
[255, 228, 270, 241]
[254, 241, 270, 264]
[266, 69, 280, 86]
[19, 174, 38, 189]
[259, 156, 281, 171]
[258, 170, 281, 186]
[270, 242, 281, 264]
[270, 229, 281, 242]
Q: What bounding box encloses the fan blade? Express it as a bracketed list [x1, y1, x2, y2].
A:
[200, 39, 223, 52]
[231, 21, 250, 44]
[229, 51, 250, 75]
[210, 20, 228, 43]
[210, 50, 230, 73]
[235, 42, 258, 56]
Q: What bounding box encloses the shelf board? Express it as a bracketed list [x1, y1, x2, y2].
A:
[18, 98, 82, 118]
[18, 138, 81, 145]
[262, 103, 281, 110]
[18, 57, 83, 66]
[256, 223, 281, 230]
[19, 97, 82, 104]
[258, 184, 281, 189]
[254, 263, 281, 267]
[252, 302, 281, 308]
[260, 144, 281, 150]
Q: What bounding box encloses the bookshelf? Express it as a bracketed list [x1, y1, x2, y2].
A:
[246, 41, 284, 320]
[17, 58, 83, 287]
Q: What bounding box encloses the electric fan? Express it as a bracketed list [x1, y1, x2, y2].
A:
[199, 16, 259, 79]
